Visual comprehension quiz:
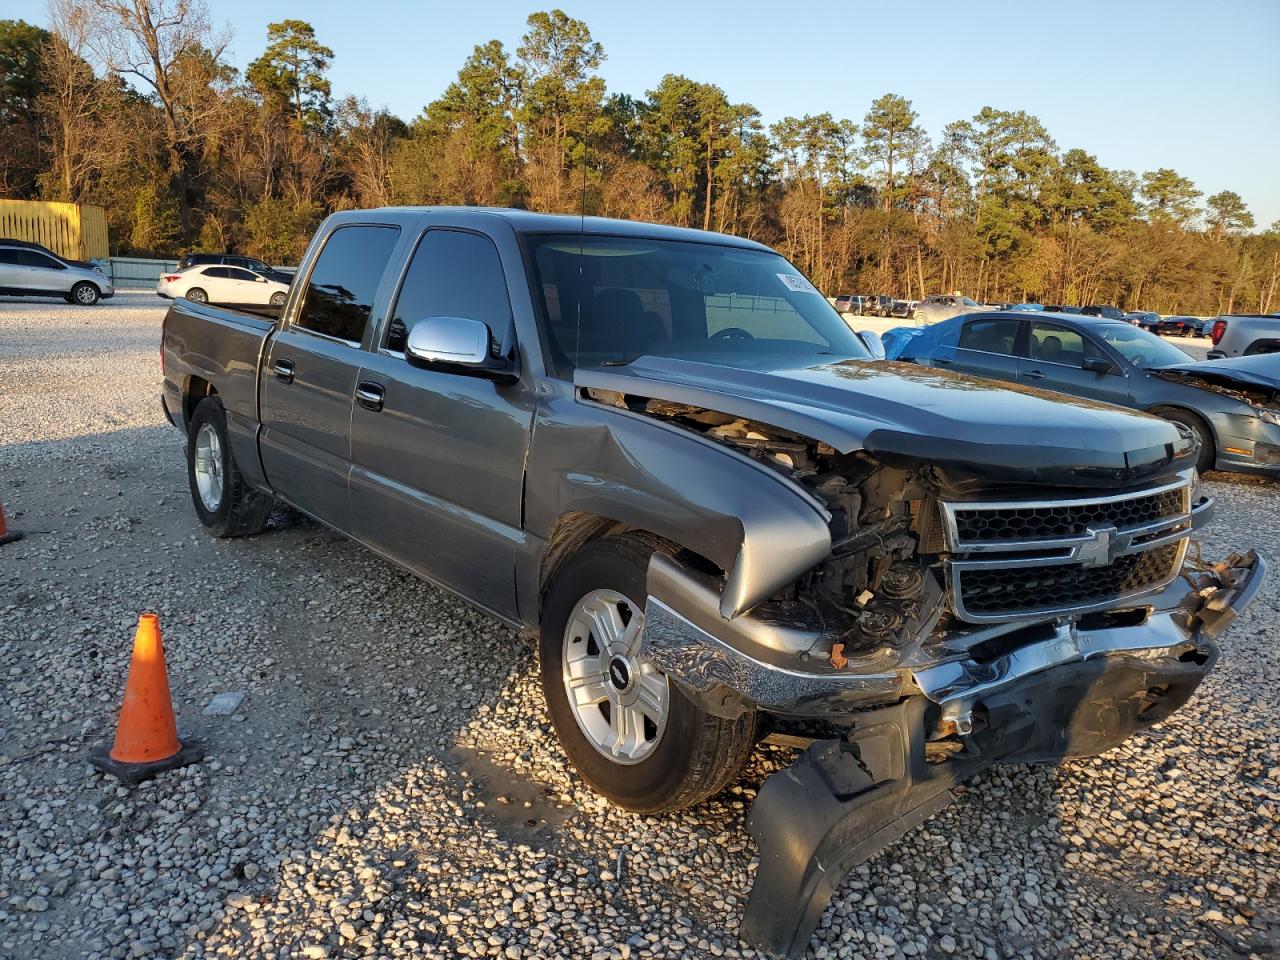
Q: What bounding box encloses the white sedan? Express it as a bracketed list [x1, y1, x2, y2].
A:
[157, 264, 290, 308]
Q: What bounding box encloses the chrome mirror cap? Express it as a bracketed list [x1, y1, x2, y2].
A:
[405, 316, 491, 366]
[857, 329, 886, 360]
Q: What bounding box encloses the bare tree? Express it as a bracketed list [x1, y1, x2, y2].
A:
[39, 0, 133, 202]
[77, 0, 231, 240]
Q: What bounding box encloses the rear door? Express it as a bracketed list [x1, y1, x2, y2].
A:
[1018, 320, 1131, 404]
[349, 226, 534, 618]
[940, 316, 1022, 381]
[258, 223, 401, 529]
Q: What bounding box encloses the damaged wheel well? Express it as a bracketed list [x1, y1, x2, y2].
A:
[538, 512, 723, 612]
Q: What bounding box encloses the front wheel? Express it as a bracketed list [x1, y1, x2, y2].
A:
[1155, 407, 1215, 474]
[70, 281, 100, 305]
[187, 398, 274, 536]
[540, 535, 756, 813]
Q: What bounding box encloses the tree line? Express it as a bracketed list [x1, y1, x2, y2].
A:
[2, 2, 1277, 314]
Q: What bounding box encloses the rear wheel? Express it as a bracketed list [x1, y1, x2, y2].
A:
[187, 398, 273, 537]
[70, 281, 99, 305]
[1154, 407, 1215, 473]
[186, 288, 208, 303]
[540, 534, 756, 813]
[269, 291, 287, 306]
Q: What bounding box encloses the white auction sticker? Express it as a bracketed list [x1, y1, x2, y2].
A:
[777, 273, 819, 294]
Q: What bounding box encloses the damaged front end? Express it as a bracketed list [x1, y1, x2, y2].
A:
[602, 390, 1265, 958]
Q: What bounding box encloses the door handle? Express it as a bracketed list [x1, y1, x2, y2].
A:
[1023, 369, 1046, 380]
[273, 359, 294, 383]
[355, 381, 384, 412]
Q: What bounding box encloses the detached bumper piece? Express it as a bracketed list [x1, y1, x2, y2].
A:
[738, 549, 1264, 959]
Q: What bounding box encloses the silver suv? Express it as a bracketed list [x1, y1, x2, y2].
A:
[0, 241, 114, 305]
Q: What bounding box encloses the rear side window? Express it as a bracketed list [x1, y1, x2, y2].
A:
[296, 225, 400, 343]
[385, 229, 512, 354]
[959, 318, 1019, 355]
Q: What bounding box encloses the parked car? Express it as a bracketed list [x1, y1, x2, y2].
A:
[1185, 316, 1214, 336]
[1209, 314, 1280, 359]
[1080, 304, 1126, 321]
[865, 294, 896, 317]
[160, 208, 1261, 958]
[177, 252, 293, 284]
[1009, 303, 1044, 312]
[1158, 315, 1198, 337]
[888, 298, 915, 318]
[1126, 310, 1161, 330]
[886, 310, 1280, 476]
[1043, 304, 1082, 314]
[0, 238, 114, 305]
[157, 264, 290, 308]
[912, 293, 984, 325]
[833, 294, 866, 315]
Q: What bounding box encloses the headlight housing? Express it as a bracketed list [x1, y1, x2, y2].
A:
[1255, 407, 1280, 428]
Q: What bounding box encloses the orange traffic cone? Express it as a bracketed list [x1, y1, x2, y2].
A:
[0, 498, 22, 546]
[88, 614, 203, 784]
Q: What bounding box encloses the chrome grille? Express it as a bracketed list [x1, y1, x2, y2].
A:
[941, 476, 1193, 623]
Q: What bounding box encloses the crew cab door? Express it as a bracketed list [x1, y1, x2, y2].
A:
[1018, 320, 1131, 405]
[349, 227, 535, 619]
[258, 224, 401, 529]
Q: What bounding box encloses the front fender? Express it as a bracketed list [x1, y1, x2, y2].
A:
[524, 389, 832, 619]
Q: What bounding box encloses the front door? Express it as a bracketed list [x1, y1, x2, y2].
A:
[1018, 321, 1131, 405]
[350, 227, 535, 619]
[258, 223, 402, 529]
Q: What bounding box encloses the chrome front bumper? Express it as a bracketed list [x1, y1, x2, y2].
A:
[642, 529, 1248, 724]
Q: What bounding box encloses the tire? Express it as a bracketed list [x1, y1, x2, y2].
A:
[186, 288, 208, 303]
[269, 291, 287, 306]
[1154, 407, 1215, 474]
[186, 397, 273, 537]
[70, 281, 99, 305]
[540, 534, 756, 814]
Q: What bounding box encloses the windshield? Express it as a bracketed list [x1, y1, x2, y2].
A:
[526, 234, 870, 375]
[1095, 323, 1193, 368]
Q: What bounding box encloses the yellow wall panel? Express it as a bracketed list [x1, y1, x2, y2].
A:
[0, 199, 110, 260]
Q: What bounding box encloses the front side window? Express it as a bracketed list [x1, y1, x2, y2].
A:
[385, 230, 513, 354]
[226, 268, 259, 282]
[1027, 322, 1105, 366]
[203, 267, 230, 279]
[526, 234, 868, 375]
[295, 225, 400, 343]
[959, 318, 1020, 355]
[18, 251, 64, 270]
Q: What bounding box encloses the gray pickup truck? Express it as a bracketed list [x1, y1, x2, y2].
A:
[1209, 313, 1280, 358]
[160, 207, 1263, 958]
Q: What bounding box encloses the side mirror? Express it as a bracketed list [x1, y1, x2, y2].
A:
[1082, 355, 1116, 375]
[256, 276, 266, 282]
[857, 329, 886, 360]
[405, 316, 515, 380]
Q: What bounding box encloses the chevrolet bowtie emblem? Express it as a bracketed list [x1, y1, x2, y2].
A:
[1074, 524, 1131, 567]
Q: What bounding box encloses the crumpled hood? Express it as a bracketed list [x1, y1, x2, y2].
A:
[576, 356, 1193, 489]
[1154, 353, 1280, 392]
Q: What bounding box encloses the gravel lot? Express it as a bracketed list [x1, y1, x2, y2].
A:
[1, 294, 1277, 960]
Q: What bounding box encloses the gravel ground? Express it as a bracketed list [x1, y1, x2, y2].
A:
[1, 296, 1277, 960]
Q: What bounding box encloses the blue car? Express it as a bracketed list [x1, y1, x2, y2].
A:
[1008, 303, 1044, 312]
[885, 311, 1280, 476]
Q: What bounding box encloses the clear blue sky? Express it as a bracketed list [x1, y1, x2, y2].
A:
[30, 0, 1280, 227]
